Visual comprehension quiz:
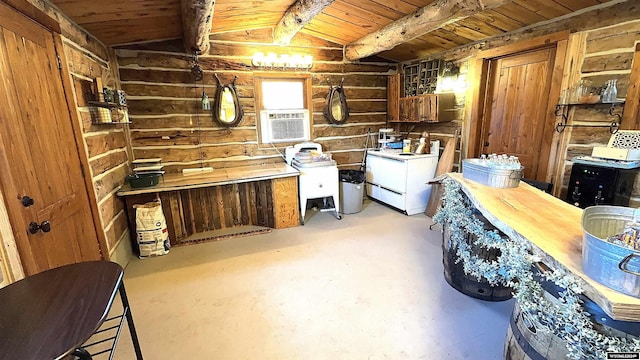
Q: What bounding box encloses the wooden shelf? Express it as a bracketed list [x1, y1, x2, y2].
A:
[91, 121, 131, 125]
[557, 100, 625, 107]
[555, 101, 625, 133]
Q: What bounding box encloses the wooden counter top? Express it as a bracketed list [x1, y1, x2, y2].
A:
[117, 163, 299, 196]
[449, 173, 640, 321]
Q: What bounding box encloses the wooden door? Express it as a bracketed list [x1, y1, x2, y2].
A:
[480, 47, 556, 180]
[0, 2, 102, 275]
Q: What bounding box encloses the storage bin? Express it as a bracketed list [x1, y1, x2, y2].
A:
[462, 159, 523, 188]
[126, 173, 161, 188]
[582, 205, 640, 298]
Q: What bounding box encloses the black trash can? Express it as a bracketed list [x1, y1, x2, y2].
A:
[339, 170, 365, 214]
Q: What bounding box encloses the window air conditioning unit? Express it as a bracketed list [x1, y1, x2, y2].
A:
[260, 109, 310, 143]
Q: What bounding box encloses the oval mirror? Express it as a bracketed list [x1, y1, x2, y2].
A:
[323, 84, 349, 125]
[213, 75, 243, 127]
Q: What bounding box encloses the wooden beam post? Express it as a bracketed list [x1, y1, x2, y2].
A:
[181, 0, 215, 54]
[344, 0, 511, 61]
[622, 43, 640, 130]
[274, 0, 335, 45]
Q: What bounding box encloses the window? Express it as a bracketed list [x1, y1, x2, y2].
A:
[254, 74, 313, 144]
[262, 80, 304, 109]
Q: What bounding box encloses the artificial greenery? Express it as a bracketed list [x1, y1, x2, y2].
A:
[433, 178, 640, 359]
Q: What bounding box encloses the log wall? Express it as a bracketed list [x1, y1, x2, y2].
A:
[115, 28, 396, 173]
[402, 2, 640, 204]
[61, 37, 132, 258]
[559, 20, 640, 204]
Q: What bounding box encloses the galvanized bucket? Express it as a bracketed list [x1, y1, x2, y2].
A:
[582, 205, 640, 298]
[462, 159, 524, 189]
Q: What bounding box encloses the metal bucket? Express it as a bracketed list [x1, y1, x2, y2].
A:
[462, 159, 524, 188]
[582, 205, 640, 298]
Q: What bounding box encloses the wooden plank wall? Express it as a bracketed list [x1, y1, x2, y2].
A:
[61, 38, 131, 256]
[558, 20, 640, 204]
[115, 28, 397, 173]
[401, 2, 640, 202]
[4, 0, 131, 264]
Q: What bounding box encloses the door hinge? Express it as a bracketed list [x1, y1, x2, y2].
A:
[79, 162, 85, 177]
[56, 55, 62, 69]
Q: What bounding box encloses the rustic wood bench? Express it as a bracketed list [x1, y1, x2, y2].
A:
[117, 164, 300, 249]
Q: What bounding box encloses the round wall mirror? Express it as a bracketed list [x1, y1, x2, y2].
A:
[213, 75, 243, 127]
[323, 83, 349, 125]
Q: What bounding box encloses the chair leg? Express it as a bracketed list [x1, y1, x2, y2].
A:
[72, 347, 92, 360]
[119, 283, 144, 360]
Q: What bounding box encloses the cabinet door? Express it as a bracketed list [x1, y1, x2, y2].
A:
[418, 95, 437, 122]
[366, 154, 407, 193]
[399, 97, 419, 122]
[387, 74, 400, 122]
[299, 166, 339, 198]
[398, 98, 408, 122]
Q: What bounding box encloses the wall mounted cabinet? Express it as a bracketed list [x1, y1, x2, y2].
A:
[403, 60, 441, 97]
[396, 94, 455, 123]
[387, 74, 455, 123]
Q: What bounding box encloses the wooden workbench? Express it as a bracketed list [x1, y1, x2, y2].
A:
[449, 173, 640, 321]
[117, 164, 300, 248]
[117, 163, 299, 195]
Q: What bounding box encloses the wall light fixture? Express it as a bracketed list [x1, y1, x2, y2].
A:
[252, 52, 313, 70]
[439, 61, 466, 93]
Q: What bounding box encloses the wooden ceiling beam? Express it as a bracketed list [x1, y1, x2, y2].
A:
[181, 0, 215, 54]
[344, 0, 512, 61]
[273, 0, 336, 46]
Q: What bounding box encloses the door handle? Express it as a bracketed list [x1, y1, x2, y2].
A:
[484, 141, 490, 147]
[20, 195, 35, 207]
[28, 220, 51, 234]
[40, 221, 51, 233]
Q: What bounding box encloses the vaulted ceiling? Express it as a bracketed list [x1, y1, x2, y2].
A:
[49, 0, 616, 62]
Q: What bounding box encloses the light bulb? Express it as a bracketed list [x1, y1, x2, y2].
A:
[252, 52, 265, 67]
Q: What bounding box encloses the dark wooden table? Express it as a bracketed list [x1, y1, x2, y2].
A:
[0, 261, 143, 359]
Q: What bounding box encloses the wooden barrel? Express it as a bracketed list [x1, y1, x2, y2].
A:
[442, 211, 513, 302]
[504, 264, 640, 359]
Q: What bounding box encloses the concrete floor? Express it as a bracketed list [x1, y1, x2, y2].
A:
[111, 200, 514, 360]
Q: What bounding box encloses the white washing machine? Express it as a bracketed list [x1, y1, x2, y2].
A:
[286, 143, 341, 225]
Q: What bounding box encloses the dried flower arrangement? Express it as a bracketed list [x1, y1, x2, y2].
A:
[433, 178, 640, 359]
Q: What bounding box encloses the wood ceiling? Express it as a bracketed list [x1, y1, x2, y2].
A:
[49, 0, 616, 62]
